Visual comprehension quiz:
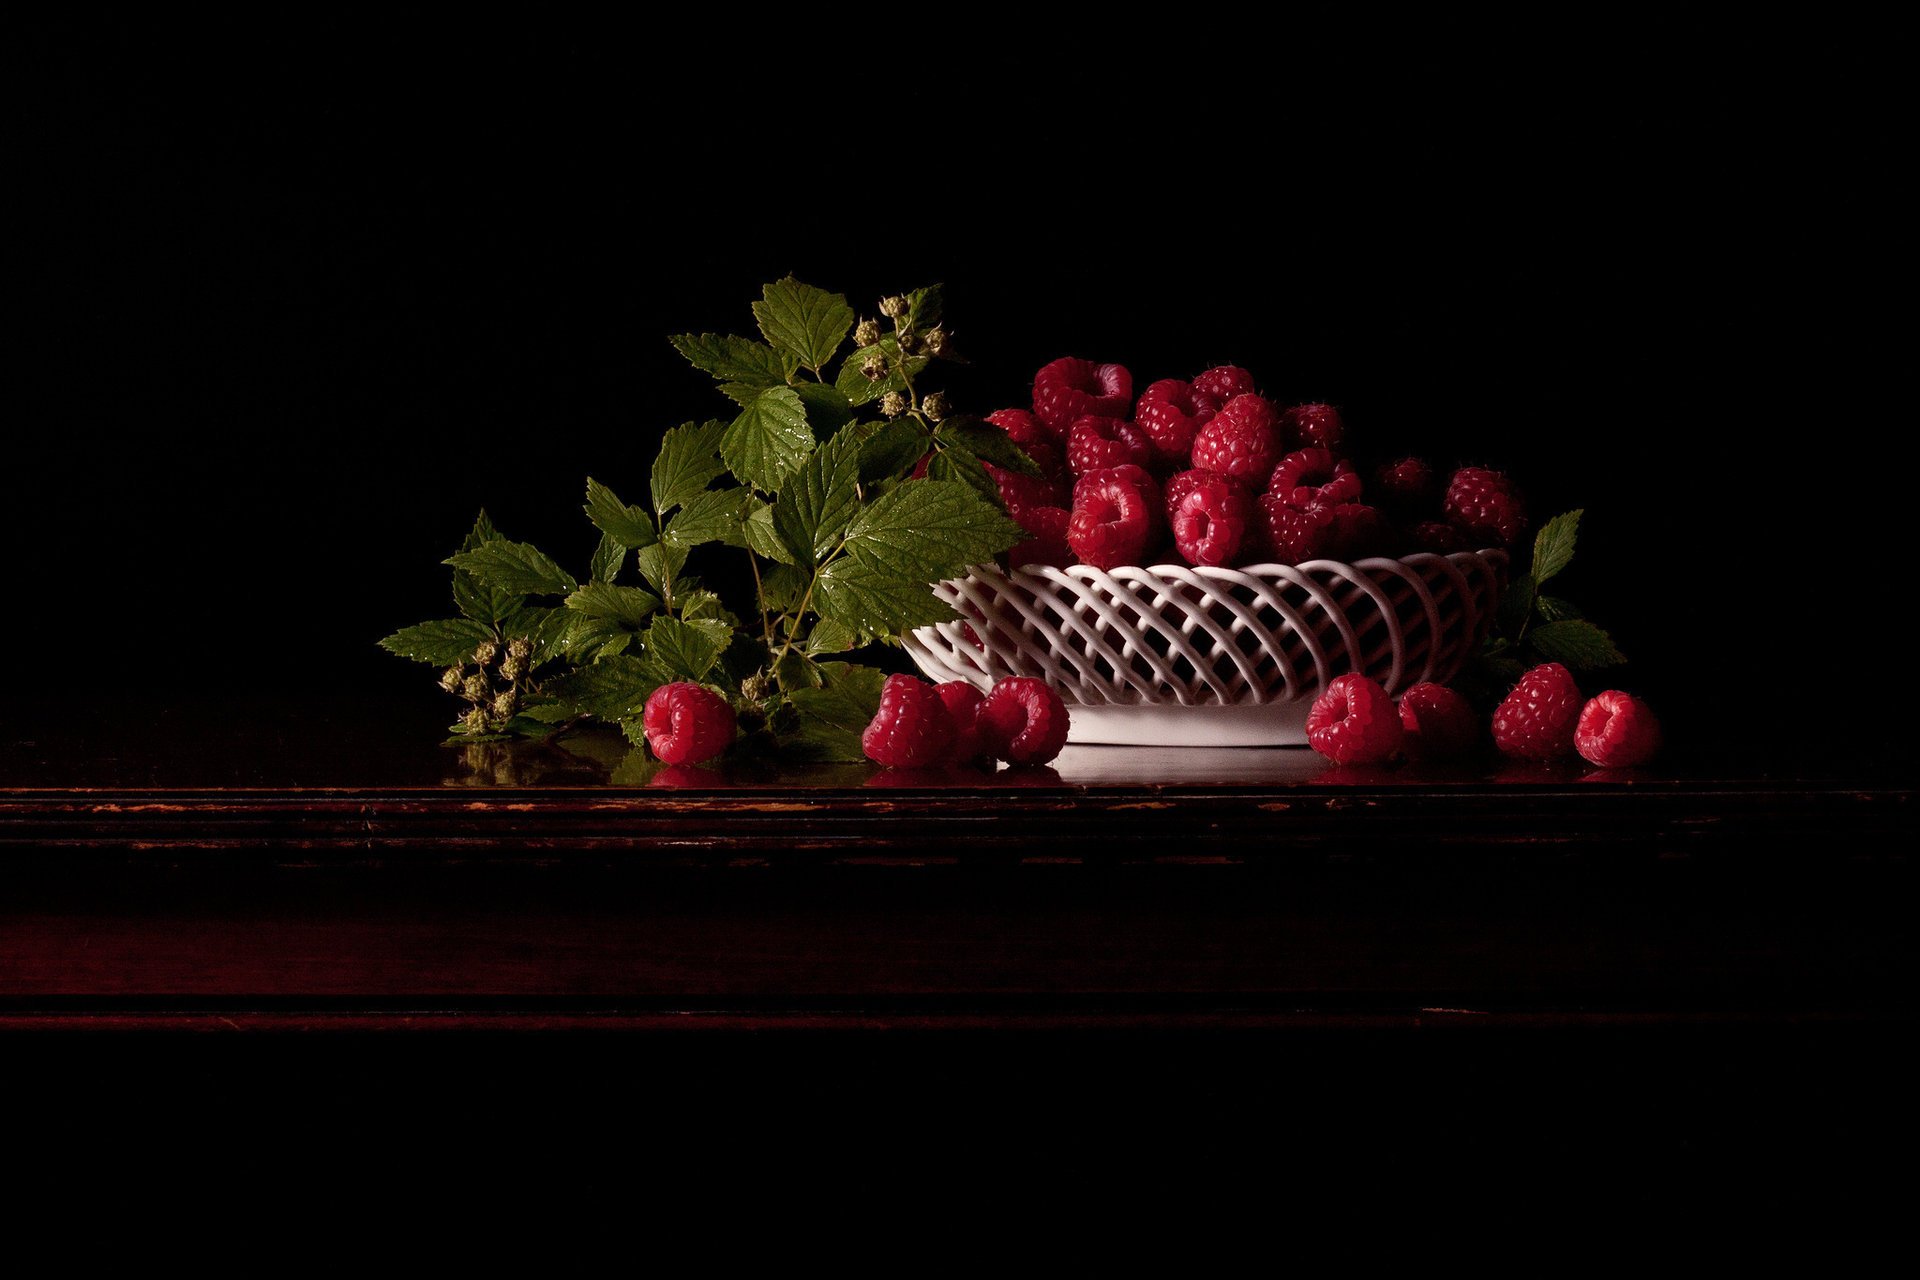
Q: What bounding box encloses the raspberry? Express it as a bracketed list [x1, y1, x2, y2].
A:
[1171, 477, 1255, 566]
[1259, 495, 1336, 563]
[979, 676, 1071, 765]
[1281, 402, 1345, 453]
[862, 673, 957, 768]
[1066, 415, 1153, 474]
[1323, 502, 1396, 560]
[1444, 467, 1528, 547]
[983, 460, 1068, 514]
[1189, 393, 1280, 483]
[1032, 357, 1133, 435]
[935, 681, 994, 767]
[1192, 365, 1256, 404]
[1008, 504, 1073, 568]
[642, 682, 737, 766]
[1266, 447, 1363, 506]
[1374, 456, 1435, 514]
[1067, 476, 1154, 569]
[1305, 673, 1404, 764]
[1410, 520, 1470, 554]
[1574, 691, 1662, 768]
[1134, 378, 1218, 464]
[1397, 682, 1481, 760]
[1163, 468, 1231, 512]
[1073, 464, 1162, 534]
[986, 408, 1066, 478]
[1490, 662, 1583, 760]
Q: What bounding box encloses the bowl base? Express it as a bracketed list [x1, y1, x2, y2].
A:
[1065, 700, 1314, 747]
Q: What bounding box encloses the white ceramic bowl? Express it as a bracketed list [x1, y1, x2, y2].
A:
[904, 550, 1507, 746]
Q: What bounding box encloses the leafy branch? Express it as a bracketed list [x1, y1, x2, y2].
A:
[1464, 508, 1626, 700]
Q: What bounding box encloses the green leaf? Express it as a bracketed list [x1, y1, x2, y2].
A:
[640, 616, 729, 683]
[453, 511, 521, 624]
[667, 333, 794, 387]
[903, 284, 943, 331]
[857, 419, 930, 483]
[445, 539, 578, 597]
[517, 701, 581, 724]
[584, 477, 658, 549]
[1532, 509, 1582, 584]
[794, 383, 854, 437]
[560, 614, 635, 662]
[1497, 573, 1537, 641]
[835, 338, 928, 407]
[804, 618, 857, 656]
[722, 386, 813, 492]
[925, 448, 1000, 503]
[841, 478, 1024, 581]
[760, 562, 808, 612]
[666, 486, 748, 547]
[772, 427, 863, 568]
[679, 589, 740, 627]
[503, 604, 575, 666]
[784, 664, 887, 761]
[565, 582, 661, 627]
[1528, 620, 1625, 670]
[742, 500, 794, 564]
[938, 418, 1040, 476]
[753, 277, 854, 372]
[379, 618, 493, 665]
[813, 558, 956, 640]
[590, 531, 626, 584]
[635, 541, 689, 596]
[651, 420, 729, 515]
[1536, 595, 1584, 622]
[539, 655, 661, 721]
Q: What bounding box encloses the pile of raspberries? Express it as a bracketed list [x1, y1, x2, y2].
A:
[983, 358, 1528, 570]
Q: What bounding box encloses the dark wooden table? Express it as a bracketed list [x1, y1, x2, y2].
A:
[3, 697, 1913, 1213]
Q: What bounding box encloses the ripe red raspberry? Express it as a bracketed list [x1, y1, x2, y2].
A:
[1032, 358, 1133, 435]
[1067, 475, 1154, 569]
[982, 460, 1067, 514]
[1444, 467, 1528, 547]
[1259, 495, 1336, 563]
[1189, 393, 1280, 483]
[935, 681, 994, 767]
[1305, 673, 1405, 764]
[1073, 464, 1162, 534]
[1574, 691, 1662, 768]
[1324, 502, 1396, 560]
[1163, 468, 1230, 512]
[1192, 365, 1256, 404]
[979, 676, 1071, 765]
[862, 673, 957, 768]
[1135, 378, 1219, 464]
[1410, 520, 1470, 554]
[642, 682, 737, 765]
[1266, 447, 1363, 506]
[1008, 503, 1073, 568]
[1170, 477, 1255, 566]
[1397, 682, 1481, 760]
[1491, 662, 1583, 760]
[986, 408, 1066, 478]
[1374, 456, 1435, 509]
[1281, 402, 1345, 452]
[1066, 415, 1153, 474]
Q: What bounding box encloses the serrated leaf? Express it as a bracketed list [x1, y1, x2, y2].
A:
[560, 614, 634, 662]
[539, 655, 661, 721]
[565, 582, 661, 627]
[742, 500, 794, 564]
[679, 589, 740, 628]
[814, 558, 956, 640]
[760, 562, 808, 612]
[857, 419, 930, 483]
[650, 420, 729, 514]
[501, 604, 574, 667]
[668, 333, 794, 387]
[773, 427, 862, 568]
[722, 386, 813, 492]
[379, 618, 493, 664]
[517, 701, 581, 724]
[937, 418, 1040, 476]
[444, 539, 577, 597]
[640, 616, 729, 683]
[804, 618, 857, 655]
[460, 510, 499, 552]
[1532, 509, 1582, 584]
[1536, 595, 1584, 622]
[794, 383, 854, 437]
[635, 540, 689, 596]
[835, 338, 929, 407]
[841, 478, 1024, 581]
[926, 448, 1001, 504]
[1528, 619, 1626, 669]
[584, 477, 658, 549]
[453, 510, 520, 624]
[903, 284, 943, 331]
[784, 663, 887, 761]
[753, 277, 854, 372]
[666, 486, 748, 547]
[590, 531, 626, 584]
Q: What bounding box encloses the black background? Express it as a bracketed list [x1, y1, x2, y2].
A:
[10, 16, 1903, 753]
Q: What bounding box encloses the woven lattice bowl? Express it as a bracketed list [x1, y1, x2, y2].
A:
[903, 549, 1508, 746]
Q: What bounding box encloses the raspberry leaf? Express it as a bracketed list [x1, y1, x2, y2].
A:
[794, 383, 854, 436]
[783, 663, 887, 761]
[378, 619, 494, 665]
[563, 583, 660, 628]
[1535, 594, 1583, 622]
[539, 655, 660, 721]
[453, 510, 522, 624]
[584, 478, 659, 549]
[936, 417, 1041, 476]
[753, 277, 855, 373]
[1527, 619, 1625, 669]
[925, 447, 1001, 503]
[589, 532, 626, 585]
[650, 420, 728, 515]
[840, 478, 1025, 582]
[835, 338, 927, 407]
[668, 333, 795, 388]
[445, 539, 577, 597]
[639, 616, 729, 684]
[857, 420, 930, 483]
[772, 428, 863, 568]
[1532, 508, 1581, 583]
[742, 499, 795, 565]
[722, 386, 813, 492]
[665, 486, 750, 547]
[813, 558, 955, 641]
[635, 541, 689, 598]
